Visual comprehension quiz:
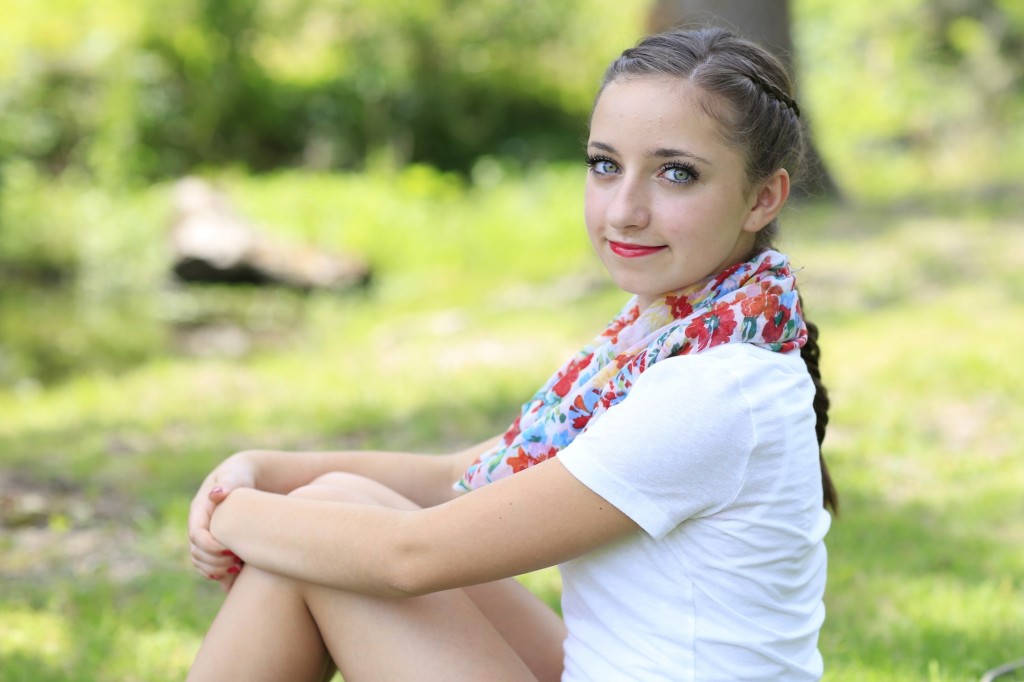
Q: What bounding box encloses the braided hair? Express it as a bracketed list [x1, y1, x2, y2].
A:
[595, 27, 838, 514]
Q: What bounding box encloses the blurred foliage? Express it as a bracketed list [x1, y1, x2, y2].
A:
[1, 1, 1022, 191]
[0, 0, 644, 180]
[796, 0, 1024, 198]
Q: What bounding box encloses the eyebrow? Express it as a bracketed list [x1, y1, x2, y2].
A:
[588, 141, 712, 166]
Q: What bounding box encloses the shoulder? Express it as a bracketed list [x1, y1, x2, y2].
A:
[631, 344, 811, 412]
[645, 343, 807, 380]
[573, 344, 810, 443]
[557, 346, 806, 534]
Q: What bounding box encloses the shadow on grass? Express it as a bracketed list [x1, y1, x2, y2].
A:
[832, 488, 1024, 583]
[824, 486, 1024, 680]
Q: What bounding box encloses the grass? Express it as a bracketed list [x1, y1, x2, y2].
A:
[2, 168, 1023, 680]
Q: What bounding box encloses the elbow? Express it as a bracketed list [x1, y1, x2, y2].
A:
[383, 564, 432, 598]
[379, 525, 453, 598]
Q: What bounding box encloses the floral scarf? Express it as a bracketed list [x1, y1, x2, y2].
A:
[456, 250, 808, 492]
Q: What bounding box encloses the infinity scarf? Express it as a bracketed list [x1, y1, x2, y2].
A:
[456, 250, 808, 492]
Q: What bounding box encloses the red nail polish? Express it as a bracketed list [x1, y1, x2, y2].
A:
[221, 550, 236, 557]
[227, 565, 240, 574]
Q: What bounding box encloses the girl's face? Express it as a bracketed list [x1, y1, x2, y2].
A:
[585, 77, 780, 309]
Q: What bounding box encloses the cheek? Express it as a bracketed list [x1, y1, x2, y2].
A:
[583, 184, 605, 237]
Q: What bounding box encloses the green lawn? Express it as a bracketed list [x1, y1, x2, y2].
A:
[1, 169, 1022, 680]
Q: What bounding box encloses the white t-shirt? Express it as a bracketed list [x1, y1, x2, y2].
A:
[557, 343, 830, 682]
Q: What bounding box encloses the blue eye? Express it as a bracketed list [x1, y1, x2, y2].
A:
[661, 163, 699, 184]
[586, 155, 619, 176]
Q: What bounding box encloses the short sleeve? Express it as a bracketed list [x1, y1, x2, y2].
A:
[557, 349, 756, 539]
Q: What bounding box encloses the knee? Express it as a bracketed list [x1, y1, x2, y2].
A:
[290, 473, 420, 510]
[308, 471, 374, 490]
[288, 475, 372, 501]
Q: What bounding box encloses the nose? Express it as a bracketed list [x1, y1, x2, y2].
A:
[606, 175, 651, 231]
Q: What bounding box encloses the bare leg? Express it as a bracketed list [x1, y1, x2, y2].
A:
[188, 473, 565, 682]
[187, 563, 332, 682]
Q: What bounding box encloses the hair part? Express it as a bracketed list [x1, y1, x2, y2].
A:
[595, 28, 837, 513]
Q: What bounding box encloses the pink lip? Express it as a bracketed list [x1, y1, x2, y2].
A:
[608, 241, 667, 258]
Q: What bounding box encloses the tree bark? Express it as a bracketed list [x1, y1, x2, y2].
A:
[646, 0, 840, 199]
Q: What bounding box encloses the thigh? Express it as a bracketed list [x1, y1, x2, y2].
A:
[292, 473, 566, 682]
[302, 579, 539, 682]
[463, 579, 566, 682]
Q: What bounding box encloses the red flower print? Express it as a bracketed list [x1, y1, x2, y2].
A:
[685, 316, 711, 348]
[614, 352, 635, 370]
[740, 295, 765, 318]
[602, 305, 639, 340]
[503, 415, 523, 445]
[710, 304, 737, 344]
[508, 446, 557, 473]
[741, 293, 781, 320]
[599, 388, 625, 410]
[571, 394, 593, 430]
[712, 261, 743, 287]
[664, 294, 694, 319]
[685, 303, 737, 349]
[507, 448, 533, 473]
[552, 354, 594, 397]
[630, 353, 647, 374]
[763, 303, 791, 342]
[534, 446, 558, 465]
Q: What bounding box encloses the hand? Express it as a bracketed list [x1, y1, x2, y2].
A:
[188, 454, 257, 591]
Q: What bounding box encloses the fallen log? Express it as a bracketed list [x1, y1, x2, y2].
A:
[170, 177, 371, 291]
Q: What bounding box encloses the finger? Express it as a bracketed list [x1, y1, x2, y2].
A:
[192, 550, 243, 580]
[190, 541, 237, 568]
[187, 503, 215, 541]
[207, 470, 256, 503]
[189, 521, 233, 561]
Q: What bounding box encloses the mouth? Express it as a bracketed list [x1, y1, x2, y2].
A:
[608, 240, 667, 258]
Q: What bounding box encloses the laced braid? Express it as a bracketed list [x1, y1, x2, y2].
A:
[595, 27, 838, 514]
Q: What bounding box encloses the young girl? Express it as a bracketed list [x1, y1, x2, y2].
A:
[187, 27, 837, 682]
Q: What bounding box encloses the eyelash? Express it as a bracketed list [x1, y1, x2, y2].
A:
[585, 154, 618, 176]
[585, 155, 700, 185]
[659, 162, 700, 185]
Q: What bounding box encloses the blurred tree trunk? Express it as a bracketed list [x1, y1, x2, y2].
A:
[647, 0, 840, 199]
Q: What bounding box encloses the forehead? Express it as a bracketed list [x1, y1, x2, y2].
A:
[589, 77, 727, 150]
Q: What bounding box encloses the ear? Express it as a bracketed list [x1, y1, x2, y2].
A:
[741, 168, 790, 234]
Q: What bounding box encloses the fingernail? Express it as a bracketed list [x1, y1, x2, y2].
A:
[207, 573, 219, 580]
[221, 550, 236, 557]
[227, 565, 241, 574]
[210, 487, 224, 496]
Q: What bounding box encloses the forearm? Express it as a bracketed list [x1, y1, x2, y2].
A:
[210, 487, 421, 596]
[240, 439, 497, 508]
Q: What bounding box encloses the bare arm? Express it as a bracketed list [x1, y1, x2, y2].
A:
[238, 436, 500, 507]
[188, 437, 499, 584]
[209, 457, 640, 596]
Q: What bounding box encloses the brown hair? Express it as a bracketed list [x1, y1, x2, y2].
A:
[597, 27, 838, 513]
